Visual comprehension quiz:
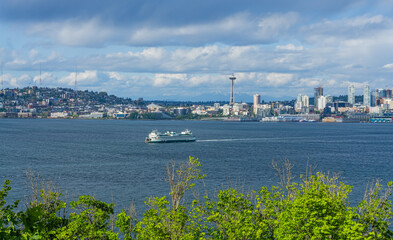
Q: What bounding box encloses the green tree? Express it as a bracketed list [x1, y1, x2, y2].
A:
[56, 195, 118, 239]
[197, 189, 261, 239]
[0, 180, 22, 239]
[20, 171, 67, 239]
[132, 157, 206, 239]
[355, 181, 393, 239]
[274, 173, 362, 239]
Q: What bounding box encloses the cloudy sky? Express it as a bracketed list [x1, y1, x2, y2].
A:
[1, 0, 393, 101]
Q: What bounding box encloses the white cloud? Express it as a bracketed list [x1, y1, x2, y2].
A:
[24, 12, 298, 47]
[265, 73, 294, 87]
[33, 72, 56, 84]
[58, 70, 98, 86]
[27, 18, 117, 47]
[382, 63, 393, 69]
[107, 72, 126, 81]
[340, 81, 367, 88]
[276, 44, 304, 51]
[257, 12, 299, 38]
[9, 74, 31, 87]
[153, 73, 187, 87]
[296, 78, 322, 87]
[29, 49, 38, 59]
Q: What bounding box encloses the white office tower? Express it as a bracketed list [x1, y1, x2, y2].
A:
[326, 95, 333, 104]
[253, 94, 261, 115]
[348, 84, 355, 105]
[301, 95, 309, 107]
[363, 85, 370, 107]
[295, 94, 309, 113]
[214, 103, 220, 111]
[318, 95, 327, 110]
[295, 94, 303, 112]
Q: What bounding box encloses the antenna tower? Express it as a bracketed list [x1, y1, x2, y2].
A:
[74, 65, 78, 90]
[39, 63, 42, 87]
[229, 74, 236, 105]
[1, 63, 3, 93]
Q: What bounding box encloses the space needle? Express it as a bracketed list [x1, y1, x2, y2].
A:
[229, 74, 236, 105]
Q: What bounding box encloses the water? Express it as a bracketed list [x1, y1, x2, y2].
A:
[1, 119, 393, 212]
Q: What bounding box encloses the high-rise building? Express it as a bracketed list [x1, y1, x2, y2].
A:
[318, 95, 327, 110]
[348, 84, 355, 105]
[314, 87, 323, 108]
[363, 85, 370, 107]
[386, 89, 392, 99]
[371, 89, 377, 107]
[253, 94, 261, 115]
[326, 95, 333, 104]
[295, 94, 310, 113]
[301, 95, 309, 107]
[295, 94, 303, 112]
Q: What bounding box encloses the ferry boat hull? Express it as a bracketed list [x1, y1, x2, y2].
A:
[145, 129, 196, 143]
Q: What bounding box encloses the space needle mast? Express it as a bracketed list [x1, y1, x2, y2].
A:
[229, 74, 236, 105]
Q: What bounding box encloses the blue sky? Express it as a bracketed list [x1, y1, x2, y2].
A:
[1, 0, 393, 101]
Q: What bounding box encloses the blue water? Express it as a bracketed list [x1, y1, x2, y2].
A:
[1, 119, 393, 211]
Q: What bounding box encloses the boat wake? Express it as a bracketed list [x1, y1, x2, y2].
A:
[197, 138, 268, 142]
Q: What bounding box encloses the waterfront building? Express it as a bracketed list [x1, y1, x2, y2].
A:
[378, 89, 387, 98]
[369, 106, 383, 115]
[314, 87, 323, 108]
[233, 102, 249, 116]
[147, 103, 164, 112]
[222, 104, 231, 116]
[387, 89, 392, 99]
[383, 98, 393, 109]
[295, 94, 302, 112]
[302, 95, 309, 107]
[174, 107, 188, 115]
[214, 103, 220, 111]
[295, 94, 309, 113]
[318, 95, 327, 110]
[113, 111, 128, 118]
[363, 85, 370, 107]
[298, 113, 321, 121]
[50, 112, 71, 118]
[348, 84, 355, 105]
[326, 95, 333, 104]
[253, 94, 261, 115]
[371, 90, 376, 107]
[314, 87, 323, 107]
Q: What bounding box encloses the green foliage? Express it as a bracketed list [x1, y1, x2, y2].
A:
[20, 171, 68, 239]
[132, 157, 206, 239]
[1, 158, 393, 239]
[20, 189, 67, 239]
[134, 196, 202, 239]
[274, 173, 359, 239]
[115, 209, 134, 240]
[167, 156, 205, 210]
[0, 180, 22, 239]
[55, 195, 118, 239]
[197, 189, 262, 239]
[355, 181, 393, 239]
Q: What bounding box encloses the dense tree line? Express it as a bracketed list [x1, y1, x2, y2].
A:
[1, 157, 392, 239]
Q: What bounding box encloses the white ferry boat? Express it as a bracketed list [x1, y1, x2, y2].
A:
[145, 129, 196, 143]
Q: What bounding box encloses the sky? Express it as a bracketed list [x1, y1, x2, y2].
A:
[1, 0, 393, 102]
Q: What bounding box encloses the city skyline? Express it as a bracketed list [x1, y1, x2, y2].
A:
[1, 1, 393, 101]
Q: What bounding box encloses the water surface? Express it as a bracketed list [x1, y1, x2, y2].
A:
[1, 119, 392, 210]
